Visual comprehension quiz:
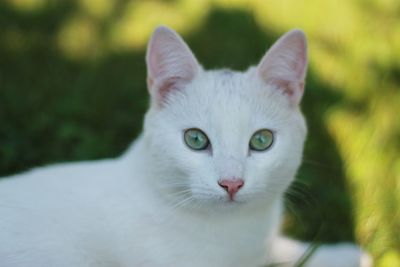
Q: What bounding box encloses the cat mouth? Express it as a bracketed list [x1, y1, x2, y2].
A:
[224, 199, 243, 205]
[217, 194, 247, 205]
[193, 194, 246, 205]
[223, 194, 244, 203]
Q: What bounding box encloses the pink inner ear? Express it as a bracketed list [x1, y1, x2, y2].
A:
[274, 79, 295, 96]
[270, 79, 305, 98]
[290, 52, 306, 81]
[146, 26, 200, 108]
[257, 30, 308, 106]
[150, 74, 195, 107]
[157, 77, 184, 101]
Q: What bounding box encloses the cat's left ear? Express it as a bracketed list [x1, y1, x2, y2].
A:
[257, 29, 308, 106]
[146, 26, 200, 107]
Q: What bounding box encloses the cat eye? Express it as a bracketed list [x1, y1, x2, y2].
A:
[249, 129, 274, 151]
[184, 128, 210, 150]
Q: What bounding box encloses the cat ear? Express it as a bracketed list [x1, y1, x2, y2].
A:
[146, 26, 200, 106]
[257, 29, 308, 106]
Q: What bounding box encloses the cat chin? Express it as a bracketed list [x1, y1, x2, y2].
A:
[174, 195, 276, 217]
[175, 198, 248, 214]
[187, 193, 266, 209]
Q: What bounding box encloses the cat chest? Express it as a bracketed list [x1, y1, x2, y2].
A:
[131, 214, 273, 267]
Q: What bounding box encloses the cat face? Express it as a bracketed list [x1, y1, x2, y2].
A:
[143, 26, 307, 209]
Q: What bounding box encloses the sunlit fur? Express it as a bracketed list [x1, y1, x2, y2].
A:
[0, 26, 371, 267]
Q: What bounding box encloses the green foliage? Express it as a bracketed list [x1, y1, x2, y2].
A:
[1, 0, 399, 265]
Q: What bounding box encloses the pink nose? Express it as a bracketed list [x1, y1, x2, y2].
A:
[218, 179, 244, 200]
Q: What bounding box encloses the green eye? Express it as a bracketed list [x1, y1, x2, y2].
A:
[184, 128, 210, 150]
[249, 129, 274, 151]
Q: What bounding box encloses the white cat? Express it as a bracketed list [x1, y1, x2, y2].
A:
[0, 26, 371, 267]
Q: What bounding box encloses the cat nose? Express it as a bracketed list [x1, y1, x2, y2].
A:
[218, 178, 244, 200]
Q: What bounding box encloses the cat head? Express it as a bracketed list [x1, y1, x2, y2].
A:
[143, 26, 307, 210]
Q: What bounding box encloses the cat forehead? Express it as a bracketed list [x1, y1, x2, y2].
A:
[190, 69, 287, 112]
[189, 69, 261, 104]
[163, 68, 291, 127]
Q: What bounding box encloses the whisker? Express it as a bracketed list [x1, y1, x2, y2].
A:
[170, 196, 195, 210]
[284, 198, 302, 222]
[302, 158, 342, 174]
[166, 189, 192, 197]
[286, 182, 316, 207]
[159, 182, 190, 189]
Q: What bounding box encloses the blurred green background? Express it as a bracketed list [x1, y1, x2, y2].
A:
[0, 0, 399, 266]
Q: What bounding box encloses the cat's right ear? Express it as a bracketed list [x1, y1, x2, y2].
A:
[146, 26, 200, 107]
[257, 29, 308, 106]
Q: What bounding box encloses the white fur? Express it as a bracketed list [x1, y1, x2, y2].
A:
[0, 26, 371, 267]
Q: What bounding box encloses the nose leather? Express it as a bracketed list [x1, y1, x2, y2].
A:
[218, 179, 244, 200]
